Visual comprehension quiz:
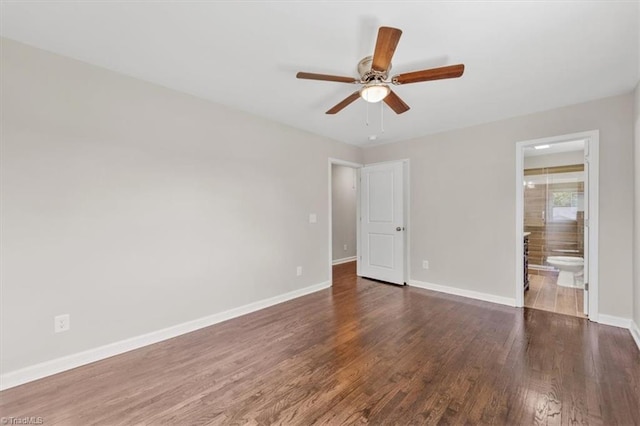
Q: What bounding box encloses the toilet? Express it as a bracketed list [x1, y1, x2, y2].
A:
[546, 256, 584, 288]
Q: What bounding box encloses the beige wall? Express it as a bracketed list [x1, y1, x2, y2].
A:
[331, 165, 357, 261]
[0, 39, 362, 373]
[634, 82, 640, 328]
[364, 93, 635, 319]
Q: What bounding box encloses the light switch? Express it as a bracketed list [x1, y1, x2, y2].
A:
[309, 213, 317, 223]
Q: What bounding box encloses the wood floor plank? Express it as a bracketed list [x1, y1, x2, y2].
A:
[556, 286, 576, 317]
[535, 276, 558, 312]
[525, 275, 540, 310]
[576, 288, 585, 316]
[1, 261, 638, 425]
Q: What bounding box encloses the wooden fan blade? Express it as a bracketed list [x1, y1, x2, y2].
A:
[371, 27, 402, 72]
[383, 90, 410, 114]
[393, 64, 465, 85]
[296, 72, 358, 84]
[326, 91, 361, 114]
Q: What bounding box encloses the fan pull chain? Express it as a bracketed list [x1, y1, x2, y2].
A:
[365, 99, 369, 126]
[380, 100, 384, 133]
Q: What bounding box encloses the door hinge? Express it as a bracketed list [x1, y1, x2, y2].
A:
[585, 282, 589, 291]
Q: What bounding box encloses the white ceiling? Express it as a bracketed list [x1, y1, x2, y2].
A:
[1, 1, 638, 147]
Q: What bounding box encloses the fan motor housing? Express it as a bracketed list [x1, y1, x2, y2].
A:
[358, 56, 391, 82]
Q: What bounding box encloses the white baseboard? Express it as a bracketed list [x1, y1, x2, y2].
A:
[629, 321, 640, 351]
[332, 256, 357, 265]
[597, 314, 632, 329]
[408, 280, 516, 307]
[0, 281, 330, 391]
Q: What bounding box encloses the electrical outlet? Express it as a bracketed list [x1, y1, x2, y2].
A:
[54, 314, 70, 333]
[296, 266, 303, 276]
[422, 260, 429, 269]
[343, 244, 348, 251]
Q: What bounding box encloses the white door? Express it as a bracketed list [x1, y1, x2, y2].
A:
[359, 161, 405, 285]
[583, 141, 590, 315]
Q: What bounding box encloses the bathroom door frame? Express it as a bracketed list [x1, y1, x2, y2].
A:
[514, 130, 599, 321]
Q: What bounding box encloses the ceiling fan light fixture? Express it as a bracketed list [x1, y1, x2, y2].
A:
[360, 82, 390, 103]
[297, 26, 464, 115]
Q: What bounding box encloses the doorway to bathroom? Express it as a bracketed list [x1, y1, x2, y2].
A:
[515, 131, 599, 321]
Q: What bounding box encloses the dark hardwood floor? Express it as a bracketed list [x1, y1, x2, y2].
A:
[1, 262, 639, 425]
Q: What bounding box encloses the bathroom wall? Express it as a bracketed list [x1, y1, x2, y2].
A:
[332, 164, 357, 262]
[524, 150, 584, 169]
[524, 177, 584, 267]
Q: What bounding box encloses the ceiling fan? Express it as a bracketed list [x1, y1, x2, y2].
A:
[296, 26, 465, 115]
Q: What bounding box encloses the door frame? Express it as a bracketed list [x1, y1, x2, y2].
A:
[328, 158, 363, 286]
[514, 130, 599, 321]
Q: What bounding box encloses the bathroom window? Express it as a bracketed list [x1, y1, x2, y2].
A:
[550, 190, 579, 221]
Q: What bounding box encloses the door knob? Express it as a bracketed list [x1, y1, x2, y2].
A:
[396, 227, 404, 231]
